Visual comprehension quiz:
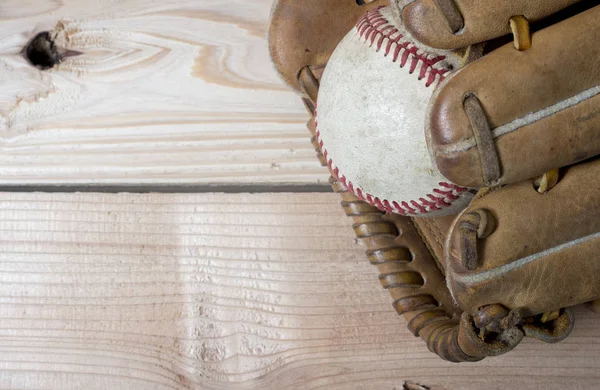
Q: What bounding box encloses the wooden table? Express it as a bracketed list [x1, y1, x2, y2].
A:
[0, 1, 598, 389]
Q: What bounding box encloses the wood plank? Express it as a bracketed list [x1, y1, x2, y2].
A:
[0, 1, 327, 185]
[0, 192, 597, 389]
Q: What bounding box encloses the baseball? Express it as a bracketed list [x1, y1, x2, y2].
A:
[316, 6, 473, 217]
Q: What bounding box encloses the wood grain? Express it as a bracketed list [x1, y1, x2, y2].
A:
[0, 192, 597, 389]
[0, 0, 326, 185]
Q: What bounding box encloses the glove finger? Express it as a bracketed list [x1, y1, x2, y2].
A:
[398, 0, 586, 50]
[268, 0, 387, 102]
[427, 4, 600, 188]
[444, 157, 600, 317]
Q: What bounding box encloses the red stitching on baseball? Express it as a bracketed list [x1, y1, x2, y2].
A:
[356, 7, 450, 88]
[313, 7, 469, 216]
[316, 122, 466, 216]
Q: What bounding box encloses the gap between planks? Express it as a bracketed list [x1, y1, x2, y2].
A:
[0, 183, 333, 194]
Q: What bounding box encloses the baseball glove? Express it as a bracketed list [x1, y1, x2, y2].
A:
[269, 0, 600, 362]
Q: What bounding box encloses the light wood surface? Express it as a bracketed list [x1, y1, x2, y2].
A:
[0, 192, 597, 390]
[0, 0, 326, 185]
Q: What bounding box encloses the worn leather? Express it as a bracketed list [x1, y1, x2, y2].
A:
[445, 158, 600, 317]
[396, 0, 583, 49]
[269, 0, 598, 362]
[268, 0, 387, 94]
[412, 215, 456, 273]
[427, 4, 600, 188]
[377, 213, 461, 316]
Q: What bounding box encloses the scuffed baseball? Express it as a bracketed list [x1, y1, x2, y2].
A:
[316, 6, 473, 217]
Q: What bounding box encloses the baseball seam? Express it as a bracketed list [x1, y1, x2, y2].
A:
[357, 6, 451, 88]
[316, 7, 467, 216]
[315, 117, 467, 216]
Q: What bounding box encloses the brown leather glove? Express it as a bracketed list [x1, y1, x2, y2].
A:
[269, 0, 600, 362]
[401, 0, 600, 348]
